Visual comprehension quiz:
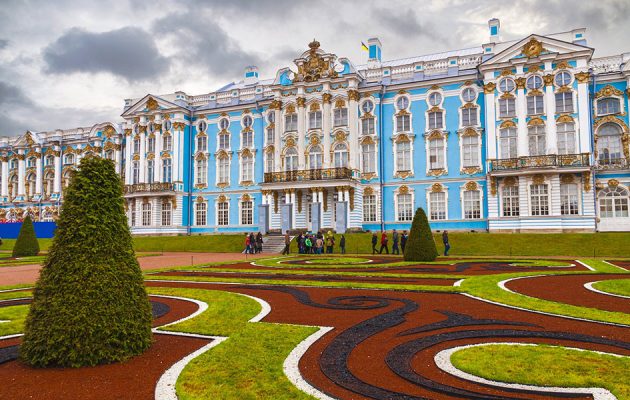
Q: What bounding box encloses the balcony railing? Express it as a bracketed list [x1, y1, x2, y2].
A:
[124, 182, 175, 194]
[489, 153, 590, 172]
[263, 167, 359, 184]
[595, 158, 629, 170]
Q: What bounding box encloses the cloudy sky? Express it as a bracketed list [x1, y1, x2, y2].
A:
[1, 0, 628, 136]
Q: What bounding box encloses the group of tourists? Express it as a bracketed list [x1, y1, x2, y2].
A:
[371, 229, 407, 255]
[244, 232, 264, 254]
[282, 230, 346, 255]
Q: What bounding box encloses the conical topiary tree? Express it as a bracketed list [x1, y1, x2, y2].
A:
[12, 215, 39, 257]
[20, 157, 152, 367]
[404, 207, 438, 262]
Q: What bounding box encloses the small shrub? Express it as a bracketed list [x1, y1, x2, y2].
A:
[12, 215, 39, 257]
[404, 207, 438, 262]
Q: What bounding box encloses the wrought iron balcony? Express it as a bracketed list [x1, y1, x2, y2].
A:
[263, 167, 359, 183]
[595, 157, 629, 170]
[124, 182, 175, 194]
[489, 153, 590, 172]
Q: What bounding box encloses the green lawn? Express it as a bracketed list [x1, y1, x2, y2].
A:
[0, 305, 28, 336]
[149, 287, 318, 400]
[593, 279, 630, 297]
[451, 344, 630, 399]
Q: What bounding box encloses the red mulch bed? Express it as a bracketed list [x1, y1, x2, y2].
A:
[505, 274, 630, 314]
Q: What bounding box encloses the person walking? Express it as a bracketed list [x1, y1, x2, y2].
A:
[400, 230, 408, 254]
[249, 232, 256, 254]
[297, 233, 304, 254]
[339, 234, 346, 254]
[282, 231, 291, 255]
[379, 231, 389, 254]
[442, 230, 450, 256]
[371, 232, 378, 254]
[256, 232, 263, 253]
[316, 235, 324, 254]
[392, 229, 400, 255]
[244, 233, 251, 254]
[305, 235, 312, 254]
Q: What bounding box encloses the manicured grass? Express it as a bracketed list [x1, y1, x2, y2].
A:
[451, 344, 630, 399]
[0, 255, 46, 267]
[0, 305, 28, 336]
[132, 235, 246, 253]
[291, 232, 630, 257]
[0, 239, 51, 252]
[579, 259, 629, 273]
[149, 287, 318, 400]
[593, 279, 630, 297]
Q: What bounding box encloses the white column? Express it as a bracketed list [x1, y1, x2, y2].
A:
[290, 189, 296, 224]
[173, 124, 181, 182]
[285, 190, 290, 204]
[516, 86, 528, 157]
[348, 90, 359, 170]
[484, 87, 497, 159]
[115, 138, 122, 174]
[544, 75, 558, 154]
[155, 128, 163, 181]
[1, 160, 8, 198]
[139, 130, 146, 183]
[53, 148, 61, 194]
[17, 154, 25, 196]
[35, 154, 42, 195]
[550, 175, 561, 216]
[322, 94, 332, 168]
[576, 76, 591, 154]
[297, 97, 306, 170]
[124, 134, 132, 185]
[274, 103, 282, 171]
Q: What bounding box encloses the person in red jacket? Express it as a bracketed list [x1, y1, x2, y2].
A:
[379, 231, 389, 254]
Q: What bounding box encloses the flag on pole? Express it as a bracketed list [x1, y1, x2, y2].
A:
[361, 41, 369, 52]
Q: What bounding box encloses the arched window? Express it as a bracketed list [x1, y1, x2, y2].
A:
[45, 155, 54, 166]
[219, 117, 230, 130]
[26, 173, 36, 197]
[597, 98, 621, 116]
[599, 186, 629, 218]
[218, 155, 230, 184]
[196, 158, 207, 185]
[62, 169, 73, 188]
[500, 127, 517, 159]
[162, 119, 172, 132]
[396, 140, 411, 172]
[309, 145, 323, 170]
[597, 123, 623, 164]
[361, 142, 376, 174]
[284, 147, 298, 171]
[64, 154, 75, 165]
[147, 160, 154, 184]
[242, 115, 253, 129]
[557, 122, 576, 155]
[241, 154, 253, 182]
[333, 143, 349, 168]
[198, 120, 208, 133]
[10, 159, 17, 169]
[27, 157, 36, 168]
[162, 158, 172, 183]
[528, 125, 546, 156]
[9, 175, 18, 198]
[44, 171, 54, 198]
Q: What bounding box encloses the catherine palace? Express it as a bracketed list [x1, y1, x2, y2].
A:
[1, 19, 629, 234]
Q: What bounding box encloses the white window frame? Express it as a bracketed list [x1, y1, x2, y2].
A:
[195, 202, 207, 226]
[240, 200, 254, 225]
[141, 202, 152, 226]
[216, 200, 229, 226]
[461, 188, 483, 219]
[460, 134, 481, 168]
[396, 192, 414, 222]
[161, 201, 172, 226]
[217, 155, 231, 185]
[529, 183, 550, 216]
[240, 153, 254, 183]
[560, 182, 580, 216]
[427, 190, 448, 221]
[394, 139, 413, 174]
[363, 194, 377, 222]
[501, 185, 520, 217]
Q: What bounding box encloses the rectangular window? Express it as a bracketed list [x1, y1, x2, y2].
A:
[396, 115, 410, 132]
[161, 201, 172, 226]
[597, 98, 621, 116]
[530, 184, 549, 216]
[362, 117, 375, 135]
[428, 111, 443, 129]
[527, 95, 544, 115]
[218, 158, 230, 184]
[309, 111, 322, 129]
[334, 108, 348, 127]
[241, 201, 253, 225]
[396, 141, 411, 172]
[241, 157, 253, 182]
[133, 139, 140, 154]
[560, 183, 579, 215]
[163, 135, 172, 151]
[217, 202, 229, 226]
[285, 114, 298, 132]
[555, 92, 574, 113]
[147, 137, 156, 153]
[502, 186, 520, 217]
[265, 152, 274, 173]
[196, 159, 207, 185]
[461, 108, 477, 126]
[197, 136, 207, 152]
[557, 123, 576, 155]
[131, 203, 137, 226]
[363, 194, 377, 222]
[195, 202, 207, 226]
[429, 139, 444, 170]
[266, 126, 275, 144]
[463, 190, 481, 219]
[132, 162, 140, 184]
[397, 193, 413, 222]
[147, 161, 154, 184]
[462, 135, 479, 167]
[499, 98, 516, 118]
[361, 144, 376, 174]
[500, 128, 518, 159]
[142, 203, 152, 226]
[219, 134, 230, 150]
[429, 192, 446, 220]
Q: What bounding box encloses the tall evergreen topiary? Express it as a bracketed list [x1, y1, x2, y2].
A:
[20, 157, 152, 367]
[404, 207, 438, 262]
[12, 215, 39, 257]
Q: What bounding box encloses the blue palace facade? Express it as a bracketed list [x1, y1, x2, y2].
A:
[2, 19, 630, 234]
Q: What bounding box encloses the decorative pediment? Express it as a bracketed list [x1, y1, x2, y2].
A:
[13, 131, 40, 148]
[595, 84, 624, 99]
[293, 39, 338, 83]
[121, 94, 185, 117]
[480, 34, 593, 69]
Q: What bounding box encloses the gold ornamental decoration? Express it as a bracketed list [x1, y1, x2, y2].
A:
[483, 82, 496, 94]
[146, 98, 159, 111]
[554, 61, 570, 70]
[560, 174, 575, 184]
[527, 65, 541, 73]
[500, 120, 516, 129]
[575, 71, 590, 84]
[532, 174, 545, 185]
[217, 194, 226, 203]
[334, 131, 346, 141]
[490, 176, 497, 196]
[430, 183, 443, 193]
[595, 84, 624, 99]
[399, 185, 410, 194]
[269, 99, 282, 110]
[348, 90, 360, 101]
[515, 77, 526, 90]
[583, 171, 591, 192]
[608, 179, 620, 188]
[500, 69, 513, 77]
[461, 166, 482, 175]
[310, 103, 320, 111]
[363, 186, 374, 196]
[124, 129, 132, 136]
[543, 74, 554, 86]
[296, 97, 306, 108]
[286, 104, 296, 114]
[103, 125, 116, 138]
[465, 181, 478, 191]
[294, 39, 338, 83]
[521, 38, 545, 58]
[527, 117, 545, 126]
[503, 176, 517, 187]
[334, 99, 346, 109]
[322, 93, 332, 104]
[557, 114, 574, 124]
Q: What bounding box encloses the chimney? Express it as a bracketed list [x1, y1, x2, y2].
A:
[488, 18, 500, 42]
[244, 65, 259, 85]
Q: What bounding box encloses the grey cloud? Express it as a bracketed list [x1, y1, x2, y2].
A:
[43, 27, 170, 82]
[0, 81, 33, 107]
[0, 39, 8, 49]
[179, 0, 299, 16]
[373, 7, 443, 42]
[152, 12, 260, 79]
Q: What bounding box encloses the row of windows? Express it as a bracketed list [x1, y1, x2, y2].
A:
[194, 201, 253, 226]
[498, 71, 573, 94]
[129, 201, 172, 227]
[498, 92, 573, 118]
[131, 159, 172, 184]
[499, 122, 577, 158]
[501, 183, 579, 217]
[133, 135, 172, 154]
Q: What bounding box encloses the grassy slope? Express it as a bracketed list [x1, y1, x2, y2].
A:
[149, 287, 317, 400]
[0, 305, 28, 336]
[451, 344, 630, 399]
[592, 279, 630, 297]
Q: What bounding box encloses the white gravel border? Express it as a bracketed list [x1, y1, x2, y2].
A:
[584, 281, 630, 300]
[283, 326, 336, 400]
[434, 343, 618, 400]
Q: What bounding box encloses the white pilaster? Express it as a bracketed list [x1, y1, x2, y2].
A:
[544, 79, 558, 154]
[53, 147, 61, 194]
[322, 95, 332, 168]
[17, 153, 25, 196]
[516, 87, 528, 156]
[115, 138, 122, 174]
[35, 155, 42, 195]
[0, 160, 7, 199]
[485, 90, 497, 159]
[124, 134, 132, 185]
[139, 131, 146, 182]
[348, 91, 359, 170]
[274, 104, 282, 171]
[576, 78, 591, 154]
[155, 129, 162, 181]
[297, 97, 306, 170]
